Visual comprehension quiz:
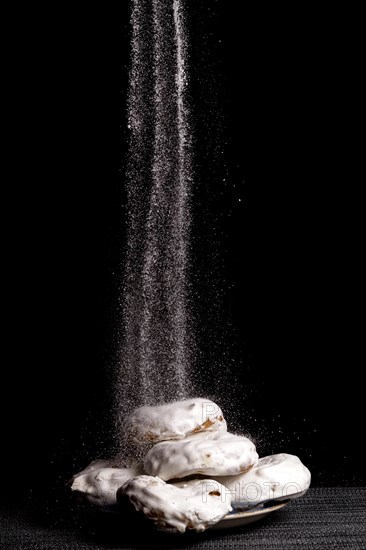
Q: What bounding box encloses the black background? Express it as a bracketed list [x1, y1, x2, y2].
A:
[3, 1, 363, 506]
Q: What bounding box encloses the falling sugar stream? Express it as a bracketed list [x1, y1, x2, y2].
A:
[114, 0, 194, 441]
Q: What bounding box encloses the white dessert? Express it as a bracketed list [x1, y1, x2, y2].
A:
[215, 453, 311, 508]
[70, 400, 311, 533]
[125, 398, 227, 444]
[71, 461, 143, 506]
[144, 431, 258, 480]
[117, 475, 232, 533]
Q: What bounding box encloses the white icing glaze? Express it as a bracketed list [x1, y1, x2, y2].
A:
[126, 398, 227, 443]
[118, 475, 232, 533]
[144, 431, 258, 480]
[71, 459, 114, 478]
[71, 461, 143, 506]
[215, 453, 311, 507]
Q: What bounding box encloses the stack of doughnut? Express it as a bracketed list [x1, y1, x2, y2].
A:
[71, 398, 311, 533]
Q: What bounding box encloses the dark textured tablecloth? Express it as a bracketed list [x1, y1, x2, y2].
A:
[1, 488, 365, 549]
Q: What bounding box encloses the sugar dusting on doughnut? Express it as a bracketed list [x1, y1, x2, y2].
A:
[215, 453, 311, 508]
[117, 475, 232, 533]
[71, 461, 143, 506]
[125, 398, 227, 444]
[144, 431, 258, 480]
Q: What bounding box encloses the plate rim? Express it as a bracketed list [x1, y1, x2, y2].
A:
[95, 497, 291, 518]
[221, 500, 288, 521]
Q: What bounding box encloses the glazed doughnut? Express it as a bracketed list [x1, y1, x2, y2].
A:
[144, 431, 258, 480]
[215, 453, 311, 508]
[125, 398, 227, 444]
[71, 461, 143, 506]
[117, 475, 232, 533]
